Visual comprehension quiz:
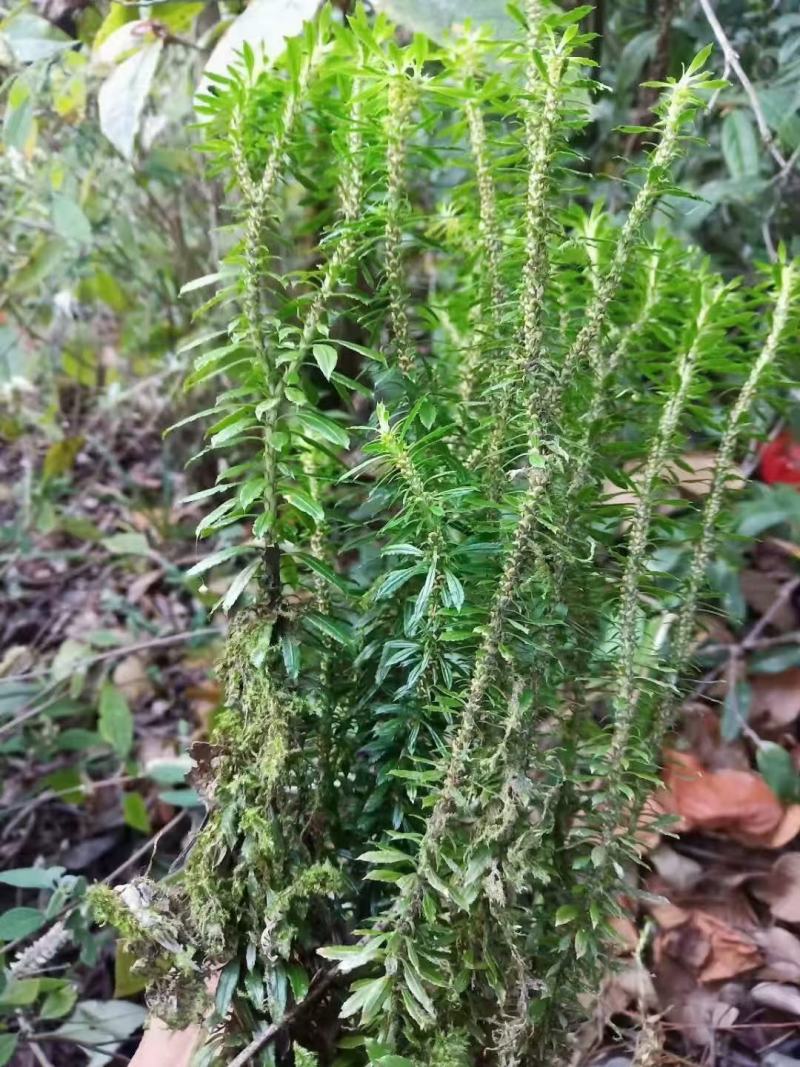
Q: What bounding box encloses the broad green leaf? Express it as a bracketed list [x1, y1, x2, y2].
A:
[114, 946, 148, 997]
[153, 1, 203, 33]
[339, 975, 390, 1020]
[0, 866, 64, 890]
[372, 0, 516, 43]
[1, 10, 70, 62]
[122, 792, 151, 834]
[180, 273, 222, 295]
[408, 560, 437, 633]
[199, 0, 320, 95]
[43, 436, 84, 477]
[145, 755, 192, 785]
[51, 195, 92, 244]
[158, 788, 202, 808]
[0, 907, 45, 941]
[102, 532, 150, 556]
[303, 612, 354, 647]
[554, 904, 578, 926]
[317, 939, 384, 974]
[750, 646, 800, 673]
[721, 110, 760, 179]
[186, 545, 251, 577]
[756, 742, 799, 802]
[51, 638, 90, 683]
[93, 2, 137, 50]
[41, 983, 78, 1020]
[721, 680, 751, 742]
[53, 999, 146, 1045]
[197, 497, 239, 536]
[0, 1035, 18, 1066]
[0, 978, 41, 1006]
[357, 848, 412, 864]
[215, 959, 241, 1016]
[98, 683, 134, 759]
[292, 408, 349, 449]
[98, 39, 163, 159]
[312, 343, 338, 380]
[283, 486, 324, 524]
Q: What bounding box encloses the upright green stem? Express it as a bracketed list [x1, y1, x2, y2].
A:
[231, 42, 322, 542]
[608, 282, 723, 779]
[543, 76, 698, 421]
[656, 261, 797, 738]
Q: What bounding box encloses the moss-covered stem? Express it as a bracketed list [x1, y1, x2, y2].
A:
[606, 282, 721, 782]
[567, 243, 663, 502]
[543, 75, 700, 421]
[656, 261, 797, 739]
[385, 75, 415, 376]
[293, 85, 364, 370]
[481, 48, 566, 491]
[231, 42, 322, 543]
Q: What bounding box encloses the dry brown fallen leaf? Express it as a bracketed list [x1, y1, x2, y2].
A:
[659, 750, 785, 845]
[654, 956, 741, 1048]
[113, 653, 154, 703]
[655, 907, 763, 983]
[768, 805, 800, 849]
[667, 451, 745, 499]
[751, 668, 800, 733]
[603, 453, 744, 510]
[751, 853, 800, 923]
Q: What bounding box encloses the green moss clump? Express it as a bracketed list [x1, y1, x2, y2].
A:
[88, 881, 210, 1028]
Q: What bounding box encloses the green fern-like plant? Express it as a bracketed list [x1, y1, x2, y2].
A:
[90, 5, 799, 1065]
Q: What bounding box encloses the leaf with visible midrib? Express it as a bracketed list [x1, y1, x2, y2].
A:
[98, 682, 134, 759]
[721, 110, 760, 179]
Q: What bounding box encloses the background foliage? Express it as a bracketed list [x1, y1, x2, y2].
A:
[1, 0, 800, 1065]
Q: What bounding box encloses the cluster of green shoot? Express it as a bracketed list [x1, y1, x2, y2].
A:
[103, 3, 799, 1064]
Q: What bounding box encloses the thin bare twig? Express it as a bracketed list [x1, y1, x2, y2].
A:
[1, 812, 188, 961]
[692, 574, 800, 697]
[3, 626, 223, 684]
[697, 0, 789, 171]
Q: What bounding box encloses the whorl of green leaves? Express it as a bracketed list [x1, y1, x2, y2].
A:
[109, 8, 799, 1064]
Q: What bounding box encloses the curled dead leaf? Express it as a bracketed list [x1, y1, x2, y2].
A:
[767, 805, 800, 849]
[655, 907, 762, 983]
[659, 750, 784, 845]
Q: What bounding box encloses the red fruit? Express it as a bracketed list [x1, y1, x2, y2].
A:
[760, 432, 800, 487]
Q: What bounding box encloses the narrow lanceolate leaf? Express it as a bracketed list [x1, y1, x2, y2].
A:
[408, 560, 438, 633]
[222, 557, 261, 613]
[186, 544, 252, 576]
[282, 486, 324, 524]
[292, 407, 350, 448]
